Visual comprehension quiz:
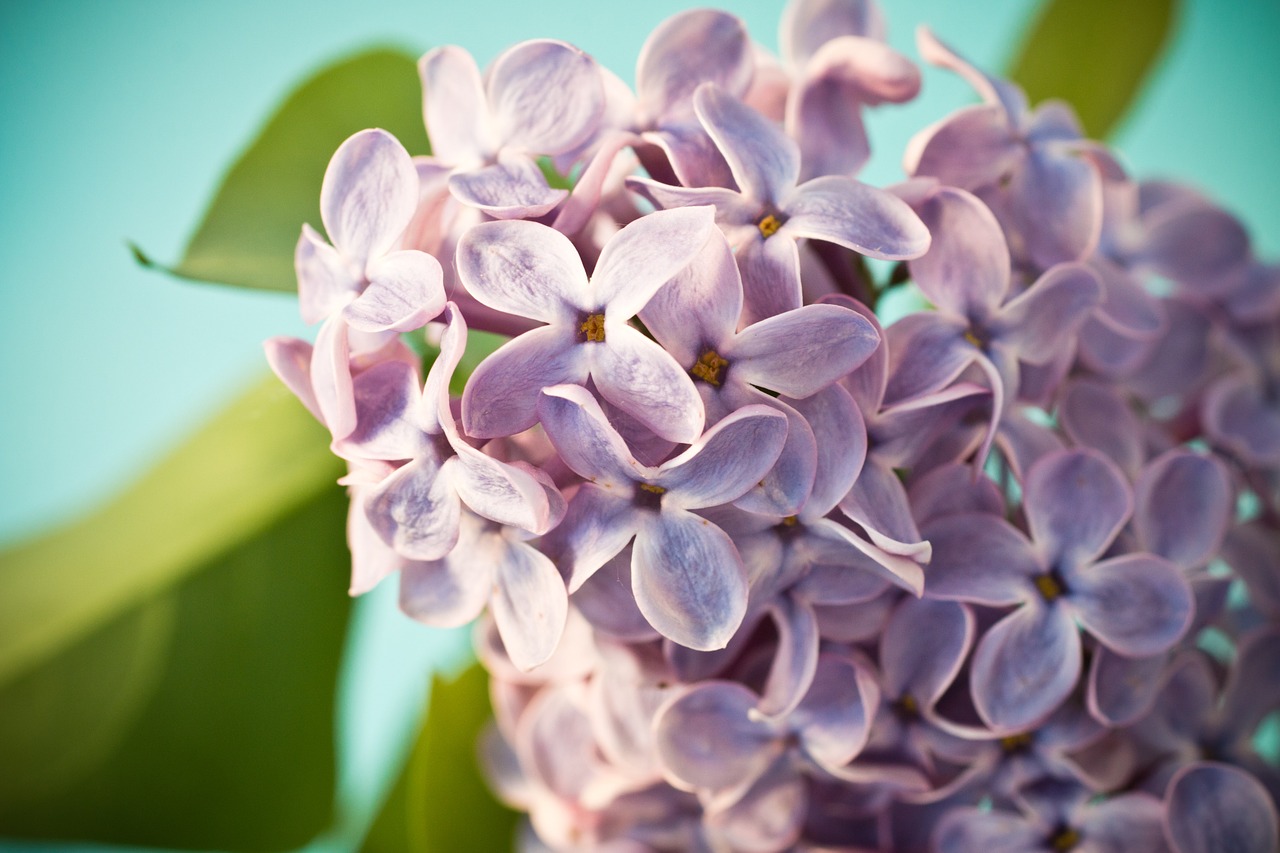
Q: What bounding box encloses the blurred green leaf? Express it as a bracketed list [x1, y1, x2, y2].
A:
[0, 376, 341, 687]
[135, 48, 430, 291]
[1008, 0, 1178, 138]
[0, 377, 350, 848]
[0, 487, 352, 850]
[362, 663, 519, 853]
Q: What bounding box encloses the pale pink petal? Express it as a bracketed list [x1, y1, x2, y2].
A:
[455, 218, 587, 323]
[488, 39, 604, 155]
[727, 302, 880, 397]
[418, 46, 492, 165]
[447, 156, 568, 220]
[633, 510, 748, 650]
[320, 128, 419, 267]
[491, 539, 569, 671]
[1069, 554, 1194, 657]
[694, 83, 799, 202]
[366, 455, 461, 561]
[536, 383, 651, 488]
[784, 175, 931, 260]
[462, 325, 588, 438]
[591, 324, 706, 444]
[636, 9, 753, 123]
[296, 224, 359, 324]
[656, 404, 789, 510]
[343, 249, 446, 333]
[264, 336, 321, 422]
[592, 206, 717, 317]
[971, 603, 1080, 733]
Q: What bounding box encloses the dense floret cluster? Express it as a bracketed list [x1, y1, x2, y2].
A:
[267, 2, 1280, 850]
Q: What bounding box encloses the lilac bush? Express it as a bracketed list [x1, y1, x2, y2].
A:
[267, 1, 1280, 849]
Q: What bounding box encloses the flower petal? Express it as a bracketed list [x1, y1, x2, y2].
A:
[970, 602, 1080, 733]
[757, 595, 820, 719]
[311, 314, 356, 439]
[727, 303, 880, 397]
[543, 483, 640, 592]
[1006, 143, 1103, 268]
[1058, 378, 1144, 476]
[592, 323, 706, 444]
[536, 383, 649, 487]
[933, 808, 1043, 853]
[296, 224, 359, 324]
[790, 384, 866, 517]
[418, 46, 491, 165]
[491, 539, 569, 671]
[838, 456, 928, 561]
[653, 681, 779, 795]
[1086, 647, 1169, 727]
[636, 9, 753, 123]
[881, 313, 974, 405]
[343, 249, 446, 333]
[794, 654, 879, 769]
[694, 82, 799, 202]
[736, 231, 803, 324]
[451, 441, 556, 534]
[919, 512, 1037, 606]
[264, 336, 321, 422]
[1134, 450, 1232, 569]
[592, 206, 717, 318]
[455, 218, 586, 323]
[994, 262, 1102, 364]
[1023, 449, 1132, 570]
[781, 0, 886, 68]
[633, 510, 748, 650]
[902, 184, 1009, 316]
[785, 175, 931, 260]
[332, 359, 426, 462]
[365, 455, 461, 561]
[399, 550, 490, 628]
[904, 104, 1021, 189]
[462, 324, 587, 438]
[488, 39, 604, 155]
[1069, 554, 1193, 657]
[639, 226, 743, 366]
[448, 156, 567, 220]
[320, 128, 418, 267]
[1165, 763, 1279, 853]
[657, 404, 790, 509]
[881, 597, 974, 707]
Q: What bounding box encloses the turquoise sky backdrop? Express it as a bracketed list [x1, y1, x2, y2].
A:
[0, 1, 1277, 849]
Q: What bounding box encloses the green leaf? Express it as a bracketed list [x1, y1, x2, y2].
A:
[0, 376, 342, 688]
[0, 375, 350, 848]
[0, 486, 353, 850]
[136, 48, 430, 291]
[361, 663, 519, 853]
[1007, 0, 1178, 138]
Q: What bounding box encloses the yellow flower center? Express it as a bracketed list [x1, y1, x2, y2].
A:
[758, 213, 783, 238]
[1049, 827, 1080, 852]
[690, 349, 729, 386]
[1000, 732, 1033, 753]
[580, 313, 606, 342]
[1034, 573, 1064, 601]
[638, 483, 667, 495]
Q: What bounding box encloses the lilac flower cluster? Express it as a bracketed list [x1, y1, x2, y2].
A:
[266, 2, 1280, 850]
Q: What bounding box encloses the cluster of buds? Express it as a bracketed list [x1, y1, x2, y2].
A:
[266, 1, 1280, 850]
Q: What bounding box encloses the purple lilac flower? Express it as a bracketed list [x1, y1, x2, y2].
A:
[629, 83, 929, 324]
[537, 383, 787, 649]
[456, 206, 716, 443]
[923, 449, 1193, 732]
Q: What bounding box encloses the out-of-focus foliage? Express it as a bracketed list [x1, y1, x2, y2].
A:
[362, 663, 520, 853]
[1008, 0, 1178, 138]
[133, 49, 430, 292]
[0, 379, 350, 849]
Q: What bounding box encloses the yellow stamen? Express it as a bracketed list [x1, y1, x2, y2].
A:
[1049, 828, 1080, 852]
[895, 693, 919, 717]
[690, 349, 729, 386]
[963, 329, 984, 348]
[781, 515, 799, 527]
[758, 213, 783, 238]
[1034, 573, 1063, 601]
[1000, 732, 1033, 752]
[639, 483, 667, 495]
[580, 313, 606, 342]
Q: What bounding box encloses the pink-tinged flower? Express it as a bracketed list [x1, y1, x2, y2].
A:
[418, 39, 605, 218]
[1164, 763, 1279, 853]
[905, 27, 1104, 269]
[456, 206, 717, 444]
[537, 384, 787, 650]
[639, 229, 880, 514]
[922, 449, 1193, 733]
[629, 83, 929, 324]
[884, 182, 1101, 469]
[778, 0, 921, 181]
[349, 304, 563, 562]
[295, 129, 446, 332]
[934, 779, 1168, 853]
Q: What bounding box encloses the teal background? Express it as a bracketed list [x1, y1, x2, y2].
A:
[0, 0, 1276, 850]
